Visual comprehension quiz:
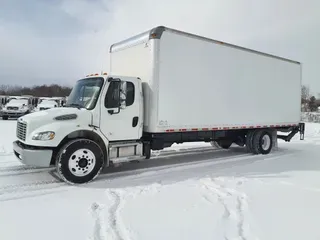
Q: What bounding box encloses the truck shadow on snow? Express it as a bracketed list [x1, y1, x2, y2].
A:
[82, 145, 312, 190]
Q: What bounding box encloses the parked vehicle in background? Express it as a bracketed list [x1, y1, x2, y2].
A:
[0, 95, 9, 117]
[0, 95, 9, 107]
[1, 96, 36, 120]
[33, 97, 66, 112]
[33, 98, 58, 112]
[51, 97, 66, 107]
[13, 26, 305, 184]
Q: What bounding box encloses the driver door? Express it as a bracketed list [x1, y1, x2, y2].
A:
[99, 77, 143, 141]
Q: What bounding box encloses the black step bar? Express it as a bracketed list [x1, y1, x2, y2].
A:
[277, 122, 305, 142]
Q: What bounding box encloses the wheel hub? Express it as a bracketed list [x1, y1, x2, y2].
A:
[78, 158, 88, 168]
[261, 134, 271, 150]
[68, 148, 96, 177]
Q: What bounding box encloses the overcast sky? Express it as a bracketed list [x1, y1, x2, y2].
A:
[1, 0, 319, 94]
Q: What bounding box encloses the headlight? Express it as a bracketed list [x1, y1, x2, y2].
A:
[32, 131, 55, 140]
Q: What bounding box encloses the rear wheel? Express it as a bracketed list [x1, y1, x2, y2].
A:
[2, 116, 8, 120]
[245, 130, 258, 153]
[217, 140, 233, 149]
[55, 138, 104, 184]
[252, 130, 273, 155]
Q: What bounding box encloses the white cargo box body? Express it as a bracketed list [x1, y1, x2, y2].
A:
[110, 26, 301, 133]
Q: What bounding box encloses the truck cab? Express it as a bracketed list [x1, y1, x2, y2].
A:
[13, 73, 145, 184]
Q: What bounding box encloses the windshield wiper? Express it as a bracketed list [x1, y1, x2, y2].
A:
[65, 103, 84, 109]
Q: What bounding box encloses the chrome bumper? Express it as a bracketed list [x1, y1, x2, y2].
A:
[13, 141, 53, 167]
[2, 111, 27, 117]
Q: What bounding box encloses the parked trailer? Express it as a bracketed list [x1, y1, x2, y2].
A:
[13, 26, 305, 184]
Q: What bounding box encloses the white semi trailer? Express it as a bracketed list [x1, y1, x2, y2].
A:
[13, 26, 305, 184]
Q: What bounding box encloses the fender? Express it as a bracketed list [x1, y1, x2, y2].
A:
[57, 129, 110, 167]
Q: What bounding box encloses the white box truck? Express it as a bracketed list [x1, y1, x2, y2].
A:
[13, 26, 305, 184]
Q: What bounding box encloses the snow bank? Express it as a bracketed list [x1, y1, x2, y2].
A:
[301, 111, 320, 123]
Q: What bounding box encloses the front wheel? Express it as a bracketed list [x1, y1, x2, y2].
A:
[55, 138, 104, 184]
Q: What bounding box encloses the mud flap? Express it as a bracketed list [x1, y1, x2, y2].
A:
[299, 122, 305, 140]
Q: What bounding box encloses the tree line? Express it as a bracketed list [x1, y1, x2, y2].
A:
[301, 85, 319, 112]
[0, 84, 72, 98]
[0, 83, 319, 112]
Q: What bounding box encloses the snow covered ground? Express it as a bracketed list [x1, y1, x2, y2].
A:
[0, 120, 320, 240]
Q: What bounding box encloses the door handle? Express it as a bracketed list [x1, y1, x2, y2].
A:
[132, 116, 139, 127]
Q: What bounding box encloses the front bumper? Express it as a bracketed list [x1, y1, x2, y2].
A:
[13, 140, 53, 167]
[2, 111, 28, 117]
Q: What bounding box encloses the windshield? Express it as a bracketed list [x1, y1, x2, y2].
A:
[66, 77, 104, 110]
[39, 100, 56, 105]
[8, 99, 28, 105]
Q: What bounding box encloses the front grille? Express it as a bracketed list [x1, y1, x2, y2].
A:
[7, 107, 18, 110]
[16, 121, 27, 141]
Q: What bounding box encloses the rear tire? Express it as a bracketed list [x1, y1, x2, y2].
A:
[55, 138, 104, 184]
[252, 130, 273, 155]
[217, 140, 232, 149]
[2, 116, 8, 120]
[245, 130, 258, 153]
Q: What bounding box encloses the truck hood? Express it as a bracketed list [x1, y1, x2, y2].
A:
[18, 107, 92, 134]
[37, 103, 56, 108]
[6, 103, 26, 108]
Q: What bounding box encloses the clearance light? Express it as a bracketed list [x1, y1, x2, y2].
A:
[94, 73, 99, 76]
[150, 33, 157, 38]
[102, 72, 108, 75]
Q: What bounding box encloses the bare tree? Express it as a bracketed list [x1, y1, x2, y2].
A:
[0, 84, 72, 97]
[309, 96, 318, 112]
[301, 85, 310, 103]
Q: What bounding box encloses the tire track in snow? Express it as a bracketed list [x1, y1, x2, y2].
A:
[106, 189, 134, 240]
[101, 185, 162, 240]
[90, 202, 107, 240]
[0, 165, 54, 176]
[0, 165, 51, 172]
[200, 177, 251, 240]
[0, 178, 64, 202]
[201, 178, 234, 239]
[0, 169, 54, 177]
[236, 194, 247, 240]
[108, 190, 124, 240]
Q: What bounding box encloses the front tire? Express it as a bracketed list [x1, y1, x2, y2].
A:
[55, 138, 104, 184]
